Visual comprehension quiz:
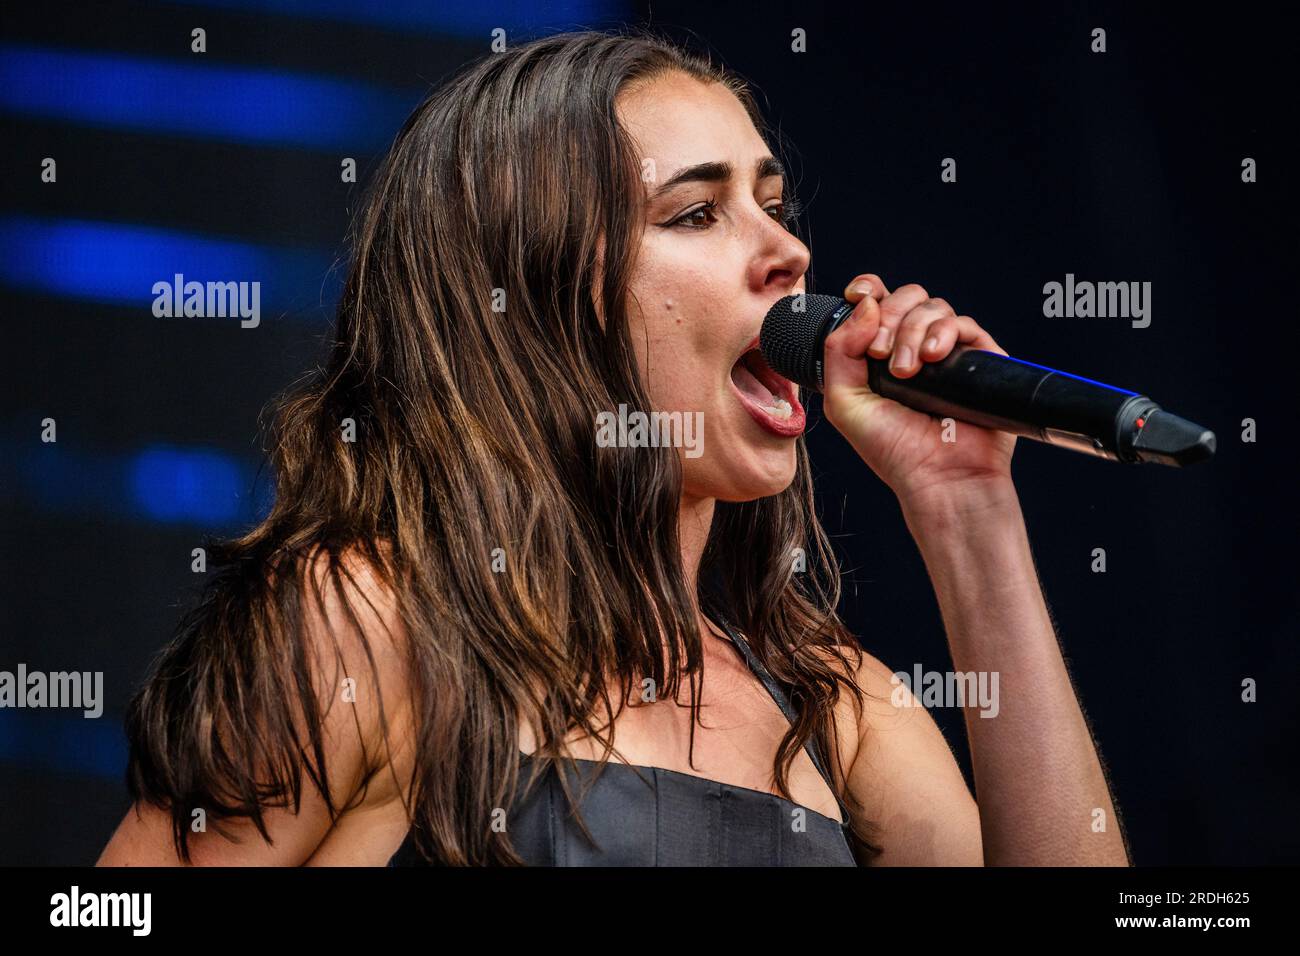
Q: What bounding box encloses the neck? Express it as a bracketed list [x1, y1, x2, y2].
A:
[678, 491, 716, 631]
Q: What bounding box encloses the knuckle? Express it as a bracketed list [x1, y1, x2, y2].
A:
[901, 309, 932, 331]
[897, 283, 928, 298]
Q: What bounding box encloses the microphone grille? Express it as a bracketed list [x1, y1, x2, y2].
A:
[760, 293, 845, 391]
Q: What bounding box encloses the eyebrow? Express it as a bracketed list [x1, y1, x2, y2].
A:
[648, 156, 785, 200]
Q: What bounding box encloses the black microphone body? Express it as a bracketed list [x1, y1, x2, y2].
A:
[760, 293, 1215, 467]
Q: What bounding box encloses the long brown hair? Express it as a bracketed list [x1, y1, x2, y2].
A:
[124, 27, 882, 865]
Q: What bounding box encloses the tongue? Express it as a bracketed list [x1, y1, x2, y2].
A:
[731, 357, 777, 405]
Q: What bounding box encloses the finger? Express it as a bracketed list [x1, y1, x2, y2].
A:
[868, 283, 929, 358]
[899, 314, 1007, 377]
[830, 274, 887, 361]
[869, 286, 929, 361]
[824, 292, 881, 370]
[947, 314, 1007, 357]
[917, 315, 963, 362]
[843, 273, 889, 304]
[889, 297, 957, 376]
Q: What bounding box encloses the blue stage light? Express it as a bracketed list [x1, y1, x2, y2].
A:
[0, 215, 337, 311]
[0, 44, 421, 150]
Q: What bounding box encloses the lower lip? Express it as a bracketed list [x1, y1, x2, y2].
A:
[729, 375, 807, 437]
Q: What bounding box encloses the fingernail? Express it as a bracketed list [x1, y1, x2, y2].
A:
[892, 346, 912, 371]
[848, 280, 872, 297]
[869, 327, 890, 352]
[924, 336, 939, 353]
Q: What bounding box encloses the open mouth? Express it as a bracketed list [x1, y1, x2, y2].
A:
[728, 344, 806, 437]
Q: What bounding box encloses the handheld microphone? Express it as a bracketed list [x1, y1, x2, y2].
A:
[760, 293, 1215, 467]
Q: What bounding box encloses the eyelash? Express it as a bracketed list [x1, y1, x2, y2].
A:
[670, 195, 802, 230]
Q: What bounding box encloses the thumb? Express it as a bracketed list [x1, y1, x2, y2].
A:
[822, 293, 883, 415]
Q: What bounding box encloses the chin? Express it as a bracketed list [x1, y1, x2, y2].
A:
[692, 447, 799, 503]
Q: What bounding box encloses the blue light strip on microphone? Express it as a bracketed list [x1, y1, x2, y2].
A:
[987, 351, 1139, 396]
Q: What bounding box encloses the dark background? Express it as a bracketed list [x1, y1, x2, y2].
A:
[2, 1, 1295, 865]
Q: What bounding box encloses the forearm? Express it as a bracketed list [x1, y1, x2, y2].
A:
[901, 480, 1130, 866]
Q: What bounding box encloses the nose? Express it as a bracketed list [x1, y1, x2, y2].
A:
[747, 215, 811, 298]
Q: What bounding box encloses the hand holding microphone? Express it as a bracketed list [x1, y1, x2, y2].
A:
[760, 275, 1214, 504]
[807, 276, 1019, 503]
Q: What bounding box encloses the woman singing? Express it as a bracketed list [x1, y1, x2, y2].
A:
[98, 30, 1130, 867]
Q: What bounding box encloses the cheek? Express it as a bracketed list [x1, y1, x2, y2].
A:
[632, 311, 722, 409]
[640, 347, 709, 414]
[628, 242, 732, 405]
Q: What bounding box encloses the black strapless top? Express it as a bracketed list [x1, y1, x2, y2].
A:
[388, 613, 857, 866]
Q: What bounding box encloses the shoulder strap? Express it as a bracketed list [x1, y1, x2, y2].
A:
[707, 609, 850, 826]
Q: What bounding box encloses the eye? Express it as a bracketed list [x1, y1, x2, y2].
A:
[667, 195, 802, 230]
[770, 195, 803, 228]
[670, 199, 719, 229]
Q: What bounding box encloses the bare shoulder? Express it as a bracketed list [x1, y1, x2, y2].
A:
[98, 541, 416, 866]
[809, 641, 917, 776]
[295, 541, 416, 793]
[812, 637, 984, 865]
[812, 638, 955, 740]
[297, 542, 407, 676]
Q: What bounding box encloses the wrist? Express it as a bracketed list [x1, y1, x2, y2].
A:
[898, 476, 1022, 536]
